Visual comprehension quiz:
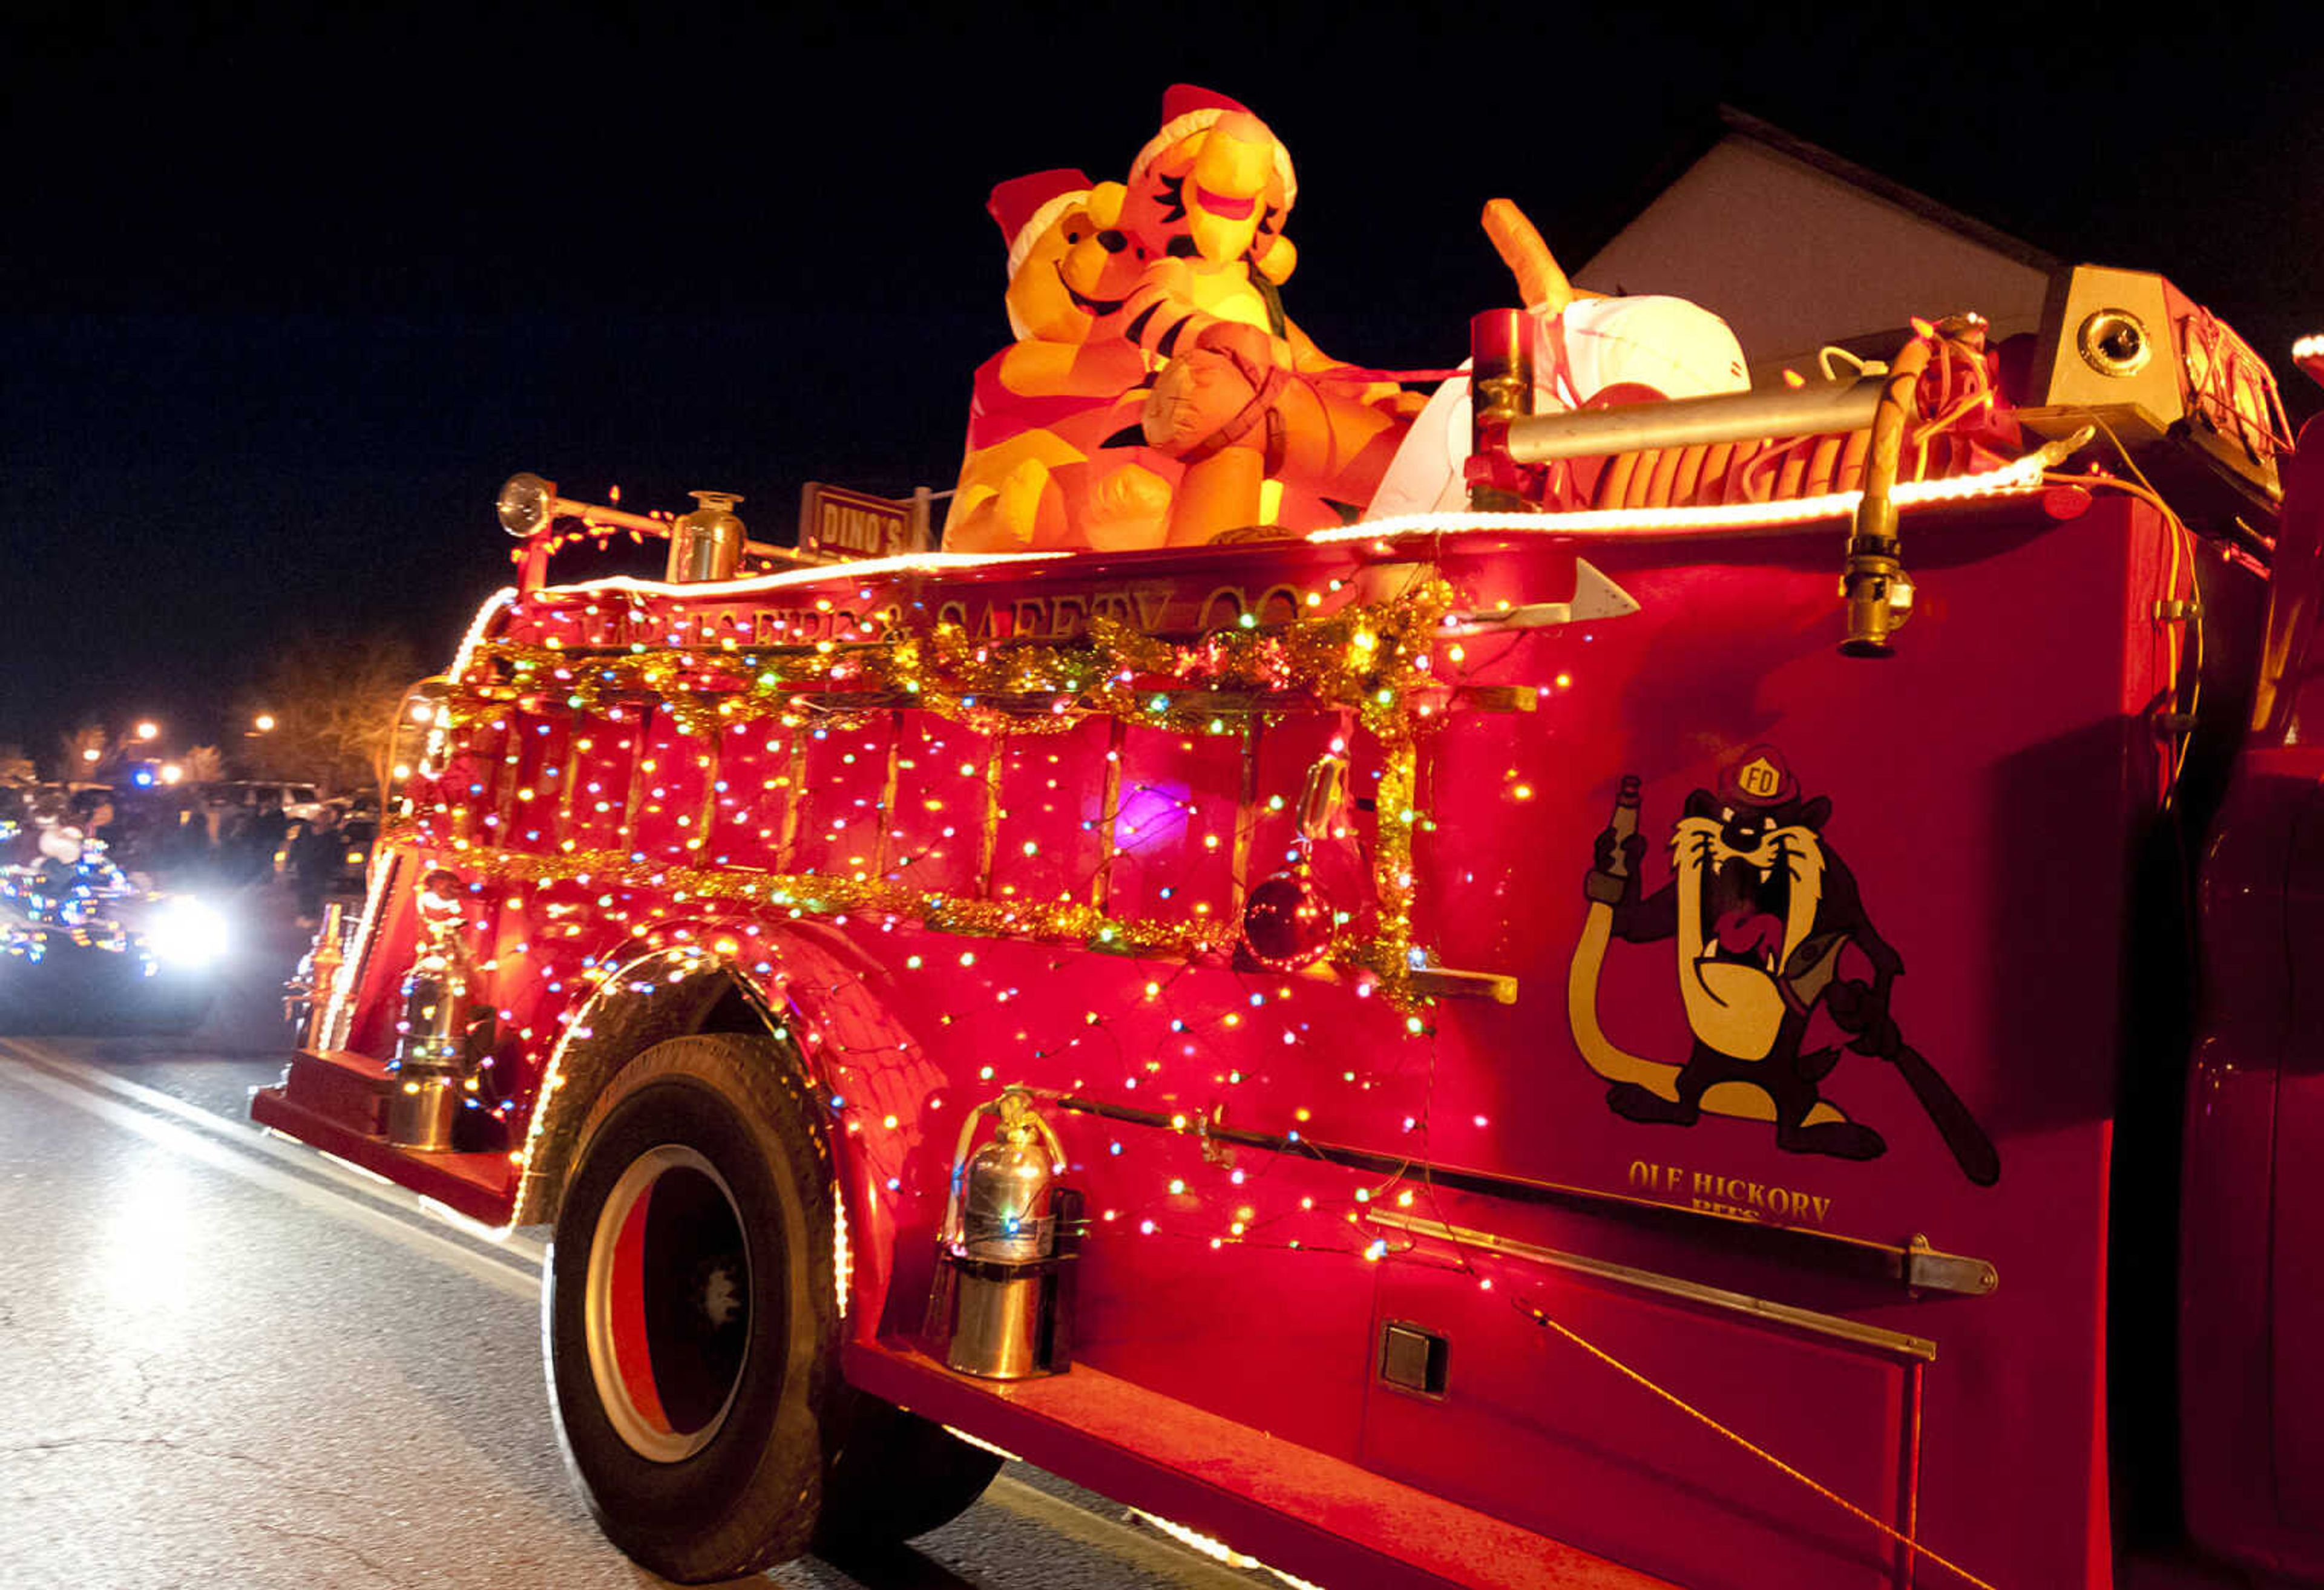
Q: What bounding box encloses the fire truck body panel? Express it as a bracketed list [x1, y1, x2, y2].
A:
[248, 434, 2314, 1589]
[2273, 810, 2324, 1541]
[2181, 748, 2324, 1580]
[2179, 422, 2324, 1585]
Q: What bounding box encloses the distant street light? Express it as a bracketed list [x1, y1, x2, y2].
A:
[159, 764, 185, 785]
[253, 713, 277, 733]
[134, 721, 159, 742]
[81, 747, 101, 764]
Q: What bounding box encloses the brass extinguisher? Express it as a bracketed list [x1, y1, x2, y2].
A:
[385, 867, 477, 1151]
[929, 1087, 1082, 1380]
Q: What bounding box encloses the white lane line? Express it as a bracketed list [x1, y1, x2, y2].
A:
[0, 1059, 537, 1300]
[0, 1056, 1284, 1586]
[0, 1039, 548, 1266]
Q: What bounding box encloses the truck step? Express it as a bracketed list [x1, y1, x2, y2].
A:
[251, 1055, 515, 1227]
[276, 1048, 392, 1136]
[844, 1336, 1672, 1590]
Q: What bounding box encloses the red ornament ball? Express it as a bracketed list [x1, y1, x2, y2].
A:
[1240, 868, 1332, 969]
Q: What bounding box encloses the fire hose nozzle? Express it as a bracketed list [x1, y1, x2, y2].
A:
[1840, 499, 1912, 658]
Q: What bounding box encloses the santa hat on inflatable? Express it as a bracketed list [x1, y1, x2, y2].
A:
[1127, 84, 1296, 208]
[988, 168, 1094, 283]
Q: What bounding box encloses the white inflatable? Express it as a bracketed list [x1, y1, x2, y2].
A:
[1365, 295, 1751, 519]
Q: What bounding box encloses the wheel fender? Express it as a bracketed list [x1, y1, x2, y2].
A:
[513, 918, 937, 1335]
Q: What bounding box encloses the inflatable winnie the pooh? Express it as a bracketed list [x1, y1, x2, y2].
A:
[942, 168, 1178, 553]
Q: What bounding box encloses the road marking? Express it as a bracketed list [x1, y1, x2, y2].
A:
[0, 1053, 538, 1300]
[0, 1049, 1285, 1587]
[0, 1038, 548, 1266]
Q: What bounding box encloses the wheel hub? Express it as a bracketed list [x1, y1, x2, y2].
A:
[697, 1258, 743, 1330]
[583, 1144, 753, 1463]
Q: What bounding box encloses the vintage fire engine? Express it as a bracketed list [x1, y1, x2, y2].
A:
[255, 263, 2324, 1589]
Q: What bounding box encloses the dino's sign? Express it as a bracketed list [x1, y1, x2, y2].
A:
[799, 483, 925, 560]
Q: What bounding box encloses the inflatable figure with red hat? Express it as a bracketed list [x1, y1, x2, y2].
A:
[1569, 745, 2000, 1185]
[942, 169, 1179, 554]
[945, 88, 1424, 553]
[1115, 85, 1421, 545]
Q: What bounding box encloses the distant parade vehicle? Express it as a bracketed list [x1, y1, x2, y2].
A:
[256, 88, 2323, 1590]
[0, 817, 225, 1033]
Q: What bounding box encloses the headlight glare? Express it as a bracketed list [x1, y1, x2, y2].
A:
[147, 899, 229, 967]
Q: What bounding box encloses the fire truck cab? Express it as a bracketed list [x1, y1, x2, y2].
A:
[254, 279, 2324, 1590]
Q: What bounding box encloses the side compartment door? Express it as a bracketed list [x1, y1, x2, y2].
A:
[2268, 774, 2324, 1533]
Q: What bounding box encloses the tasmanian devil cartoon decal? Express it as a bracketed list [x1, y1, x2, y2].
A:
[1566, 747, 2000, 1186]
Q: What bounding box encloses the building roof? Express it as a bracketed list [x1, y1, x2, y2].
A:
[1707, 107, 2057, 272]
[1574, 106, 2061, 369]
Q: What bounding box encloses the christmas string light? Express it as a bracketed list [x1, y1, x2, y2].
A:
[407, 558, 1537, 1281]
[459, 574, 1455, 742]
[415, 574, 1460, 1004]
[424, 843, 1243, 961]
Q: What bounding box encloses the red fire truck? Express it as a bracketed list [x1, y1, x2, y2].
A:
[257, 271, 2322, 1589]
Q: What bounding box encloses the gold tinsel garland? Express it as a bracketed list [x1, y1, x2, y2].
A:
[419, 576, 1457, 1002]
[432, 842, 1246, 963]
[451, 577, 1454, 739]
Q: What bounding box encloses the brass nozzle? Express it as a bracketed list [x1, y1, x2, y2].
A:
[1840, 498, 1909, 658]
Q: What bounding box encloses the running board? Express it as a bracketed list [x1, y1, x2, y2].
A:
[842, 1336, 1673, 1590]
[251, 1050, 514, 1227]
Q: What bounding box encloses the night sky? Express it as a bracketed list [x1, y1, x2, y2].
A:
[5, 4, 2317, 768]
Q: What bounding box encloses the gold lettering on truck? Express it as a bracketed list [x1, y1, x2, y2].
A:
[1627, 1158, 1835, 1226]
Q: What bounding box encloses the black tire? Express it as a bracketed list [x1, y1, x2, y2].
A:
[542, 1033, 1000, 1582]
[545, 1034, 836, 1582]
[815, 1396, 1004, 1554]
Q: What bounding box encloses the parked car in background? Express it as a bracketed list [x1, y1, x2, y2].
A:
[330, 813, 377, 894]
[204, 780, 326, 824]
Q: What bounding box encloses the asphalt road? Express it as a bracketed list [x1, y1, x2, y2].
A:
[0, 881, 1273, 1590]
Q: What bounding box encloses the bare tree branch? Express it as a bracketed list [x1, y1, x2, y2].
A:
[55, 723, 105, 782]
[248, 632, 425, 794]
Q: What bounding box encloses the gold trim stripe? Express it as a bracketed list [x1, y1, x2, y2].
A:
[1365, 1208, 1937, 1363]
